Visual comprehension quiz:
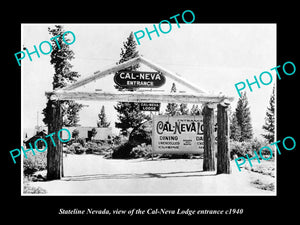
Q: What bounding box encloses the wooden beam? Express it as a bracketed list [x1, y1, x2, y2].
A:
[47, 100, 63, 180]
[216, 103, 231, 174]
[60, 57, 141, 91]
[206, 102, 218, 109]
[219, 98, 231, 107]
[57, 56, 213, 95]
[139, 56, 207, 94]
[203, 105, 215, 171]
[46, 91, 234, 104]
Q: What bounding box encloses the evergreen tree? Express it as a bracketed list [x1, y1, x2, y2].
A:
[119, 32, 139, 65]
[170, 82, 176, 93]
[190, 104, 201, 115]
[115, 32, 139, 91]
[42, 25, 83, 127]
[179, 103, 189, 115]
[165, 83, 180, 116]
[72, 129, 79, 140]
[97, 105, 110, 127]
[63, 102, 83, 127]
[230, 112, 241, 141]
[234, 92, 253, 141]
[114, 32, 149, 135]
[115, 102, 150, 135]
[262, 86, 275, 143]
[91, 128, 97, 140]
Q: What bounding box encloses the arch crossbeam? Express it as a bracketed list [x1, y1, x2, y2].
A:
[46, 91, 233, 104]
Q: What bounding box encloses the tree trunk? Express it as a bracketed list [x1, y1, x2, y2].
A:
[47, 100, 63, 180]
[217, 103, 231, 174]
[202, 105, 215, 171]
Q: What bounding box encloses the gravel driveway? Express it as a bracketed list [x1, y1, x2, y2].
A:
[27, 154, 275, 195]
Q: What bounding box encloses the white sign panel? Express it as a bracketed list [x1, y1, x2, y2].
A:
[152, 115, 210, 154]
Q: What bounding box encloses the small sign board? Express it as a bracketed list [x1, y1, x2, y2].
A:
[139, 102, 160, 111]
[114, 70, 166, 88]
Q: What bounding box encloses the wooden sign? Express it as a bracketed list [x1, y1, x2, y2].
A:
[114, 70, 166, 88]
[152, 115, 217, 154]
[139, 102, 160, 111]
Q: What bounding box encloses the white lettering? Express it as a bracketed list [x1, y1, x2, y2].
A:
[120, 72, 125, 79]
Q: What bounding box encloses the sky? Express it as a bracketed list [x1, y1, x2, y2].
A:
[21, 23, 276, 138]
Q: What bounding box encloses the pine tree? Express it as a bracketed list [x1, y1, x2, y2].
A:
[179, 103, 189, 115]
[165, 83, 180, 116]
[230, 112, 241, 141]
[234, 92, 253, 141]
[63, 102, 83, 127]
[97, 105, 110, 127]
[42, 25, 83, 127]
[91, 128, 97, 140]
[115, 32, 139, 92]
[119, 32, 139, 66]
[114, 32, 150, 135]
[115, 102, 150, 135]
[72, 129, 79, 140]
[190, 104, 201, 115]
[262, 86, 275, 143]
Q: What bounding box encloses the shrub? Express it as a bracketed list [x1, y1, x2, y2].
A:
[67, 142, 86, 154]
[230, 138, 267, 160]
[78, 138, 86, 147]
[23, 182, 47, 194]
[251, 179, 275, 191]
[113, 136, 122, 145]
[129, 121, 152, 146]
[75, 146, 86, 154]
[130, 144, 152, 158]
[23, 151, 47, 175]
[23, 177, 47, 194]
[66, 138, 75, 146]
[72, 129, 79, 139]
[67, 143, 79, 153]
[230, 141, 251, 159]
[111, 142, 134, 159]
[85, 142, 99, 154]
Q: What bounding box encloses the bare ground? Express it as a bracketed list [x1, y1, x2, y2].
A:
[26, 154, 276, 195]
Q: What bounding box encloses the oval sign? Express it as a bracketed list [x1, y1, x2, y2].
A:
[114, 70, 166, 88]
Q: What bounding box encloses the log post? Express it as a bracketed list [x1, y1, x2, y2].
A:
[47, 100, 63, 180]
[202, 104, 215, 171]
[216, 103, 231, 174]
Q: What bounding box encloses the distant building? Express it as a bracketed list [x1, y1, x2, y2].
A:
[24, 130, 47, 149]
[23, 127, 113, 148]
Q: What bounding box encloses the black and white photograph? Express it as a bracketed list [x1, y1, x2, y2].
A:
[4, 4, 298, 220]
[20, 23, 277, 196]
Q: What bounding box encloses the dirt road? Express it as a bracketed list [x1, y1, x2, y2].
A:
[27, 154, 275, 195]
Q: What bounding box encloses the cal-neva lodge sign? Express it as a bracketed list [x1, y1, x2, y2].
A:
[152, 115, 217, 154]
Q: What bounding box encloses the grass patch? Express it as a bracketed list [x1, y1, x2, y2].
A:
[23, 176, 47, 194]
[251, 179, 275, 191]
[245, 161, 275, 177]
[245, 161, 276, 192]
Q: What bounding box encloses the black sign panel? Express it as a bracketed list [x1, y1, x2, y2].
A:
[114, 70, 166, 88]
[139, 102, 161, 111]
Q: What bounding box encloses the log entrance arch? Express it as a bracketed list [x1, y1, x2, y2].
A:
[45, 56, 234, 180]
